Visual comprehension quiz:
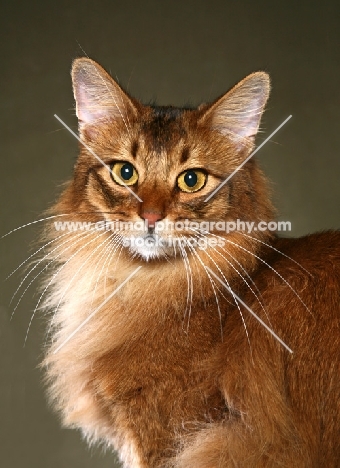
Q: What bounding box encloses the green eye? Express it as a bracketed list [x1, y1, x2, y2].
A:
[177, 169, 207, 193]
[110, 162, 138, 186]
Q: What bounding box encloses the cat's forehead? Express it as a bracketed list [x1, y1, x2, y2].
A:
[129, 106, 202, 177]
[139, 105, 191, 154]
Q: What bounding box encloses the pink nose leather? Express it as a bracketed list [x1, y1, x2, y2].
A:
[141, 211, 163, 228]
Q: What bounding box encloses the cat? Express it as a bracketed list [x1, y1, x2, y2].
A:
[42, 58, 340, 467]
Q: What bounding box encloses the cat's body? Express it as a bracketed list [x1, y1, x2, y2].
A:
[44, 59, 340, 467]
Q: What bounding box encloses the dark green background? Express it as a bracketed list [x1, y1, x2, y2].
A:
[1, 1, 339, 467]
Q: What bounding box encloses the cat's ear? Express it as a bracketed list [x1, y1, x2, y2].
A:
[71, 58, 137, 129]
[201, 72, 270, 145]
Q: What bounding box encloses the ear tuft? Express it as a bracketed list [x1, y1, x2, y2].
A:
[71, 58, 136, 128]
[202, 72, 270, 144]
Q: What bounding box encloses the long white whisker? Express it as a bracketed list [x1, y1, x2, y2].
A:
[181, 238, 207, 307]
[206, 267, 293, 354]
[45, 235, 122, 347]
[88, 233, 120, 307]
[46, 232, 116, 341]
[184, 240, 224, 340]
[196, 228, 311, 316]
[47, 231, 115, 331]
[241, 233, 313, 277]
[178, 238, 193, 328]
[1, 214, 68, 240]
[6, 232, 71, 280]
[104, 238, 124, 295]
[24, 230, 109, 345]
[226, 238, 313, 316]
[190, 232, 252, 354]
[10, 229, 93, 311]
[190, 227, 271, 328]
[195, 229, 265, 303]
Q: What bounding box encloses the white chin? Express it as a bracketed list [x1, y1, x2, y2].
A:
[126, 235, 173, 261]
[130, 244, 163, 261]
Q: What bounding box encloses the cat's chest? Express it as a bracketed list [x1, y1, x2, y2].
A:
[90, 324, 227, 466]
[91, 313, 218, 403]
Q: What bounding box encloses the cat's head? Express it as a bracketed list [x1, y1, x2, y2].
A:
[56, 58, 274, 262]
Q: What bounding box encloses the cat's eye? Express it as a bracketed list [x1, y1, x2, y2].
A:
[177, 169, 207, 193]
[110, 162, 138, 186]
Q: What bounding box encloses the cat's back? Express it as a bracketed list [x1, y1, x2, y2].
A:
[250, 230, 340, 302]
[249, 230, 340, 350]
[275, 230, 340, 278]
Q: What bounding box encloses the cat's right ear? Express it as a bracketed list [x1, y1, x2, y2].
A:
[199, 72, 270, 148]
[71, 58, 137, 132]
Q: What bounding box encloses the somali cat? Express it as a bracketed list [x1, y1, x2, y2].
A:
[43, 58, 340, 467]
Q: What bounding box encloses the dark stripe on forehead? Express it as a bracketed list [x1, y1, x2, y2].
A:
[131, 140, 139, 158]
[142, 106, 188, 152]
[180, 146, 190, 163]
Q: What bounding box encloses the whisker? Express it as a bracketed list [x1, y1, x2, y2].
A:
[6, 232, 71, 280]
[189, 232, 252, 354]
[241, 233, 313, 277]
[192, 228, 312, 317]
[45, 231, 114, 334]
[1, 214, 68, 240]
[10, 229, 92, 310]
[24, 229, 109, 345]
[178, 238, 193, 328]
[104, 239, 124, 294]
[181, 238, 207, 308]
[206, 267, 293, 354]
[46, 235, 123, 348]
[197, 229, 265, 303]
[46, 232, 116, 342]
[190, 228, 271, 328]
[226, 238, 313, 316]
[183, 239, 224, 340]
[88, 233, 120, 307]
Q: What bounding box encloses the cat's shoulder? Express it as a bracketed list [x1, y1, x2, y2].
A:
[257, 230, 340, 287]
[245, 231, 340, 328]
[274, 230, 340, 266]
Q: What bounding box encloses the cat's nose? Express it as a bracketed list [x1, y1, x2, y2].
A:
[140, 211, 163, 228]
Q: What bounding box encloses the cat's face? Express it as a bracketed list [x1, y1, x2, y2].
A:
[58, 59, 274, 261]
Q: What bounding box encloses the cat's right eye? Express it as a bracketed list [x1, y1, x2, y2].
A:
[110, 161, 139, 186]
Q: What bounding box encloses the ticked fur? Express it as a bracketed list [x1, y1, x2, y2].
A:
[43, 59, 340, 467]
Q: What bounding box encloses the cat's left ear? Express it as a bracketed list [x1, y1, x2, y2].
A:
[200, 72, 270, 146]
[71, 58, 137, 130]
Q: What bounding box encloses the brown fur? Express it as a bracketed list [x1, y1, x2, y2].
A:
[43, 58, 340, 467]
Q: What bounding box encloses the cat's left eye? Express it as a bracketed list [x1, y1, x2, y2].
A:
[110, 161, 138, 186]
[177, 169, 207, 193]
